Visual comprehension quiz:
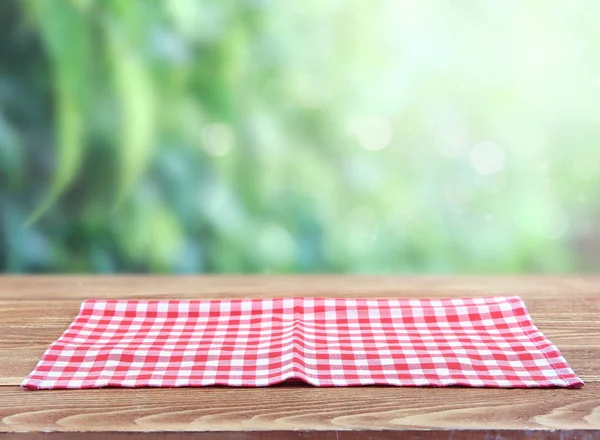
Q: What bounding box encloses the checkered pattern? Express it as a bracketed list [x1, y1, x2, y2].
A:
[21, 297, 583, 389]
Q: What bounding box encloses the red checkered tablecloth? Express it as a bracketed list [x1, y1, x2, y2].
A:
[21, 297, 583, 389]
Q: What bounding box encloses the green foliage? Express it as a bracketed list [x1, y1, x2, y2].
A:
[25, 0, 89, 223]
[104, 16, 157, 206]
[1, 0, 600, 273]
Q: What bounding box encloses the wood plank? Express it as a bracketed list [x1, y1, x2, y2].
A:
[1, 432, 599, 440]
[1, 276, 598, 437]
[1, 384, 599, 433]
[1, 275, 599, 300]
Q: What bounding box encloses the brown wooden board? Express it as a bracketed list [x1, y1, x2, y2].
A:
[1, 276, 599, 438]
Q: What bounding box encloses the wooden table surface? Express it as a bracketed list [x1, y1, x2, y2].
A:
[1, 275, 599, 439]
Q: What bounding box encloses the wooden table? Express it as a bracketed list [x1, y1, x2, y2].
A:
[1, 276, 599, 439]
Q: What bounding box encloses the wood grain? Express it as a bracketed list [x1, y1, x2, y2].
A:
[0, 276, 599, 438]
[1, 275, 599, 300]
[1, 385, 599, 432]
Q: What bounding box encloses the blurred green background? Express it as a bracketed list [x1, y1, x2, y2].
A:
[1, 0, 599, 274]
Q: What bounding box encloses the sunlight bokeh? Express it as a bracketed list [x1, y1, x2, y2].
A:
[1, 0, 599, 273]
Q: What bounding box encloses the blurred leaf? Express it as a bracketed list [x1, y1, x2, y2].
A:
[26, 86, 83, 224]
[0, 113, 23, 187]
[116, 193, 183, 271]
[104, 20, 157, 207]
[25, 0, 88, 223]
[69, 0, 92, 13]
